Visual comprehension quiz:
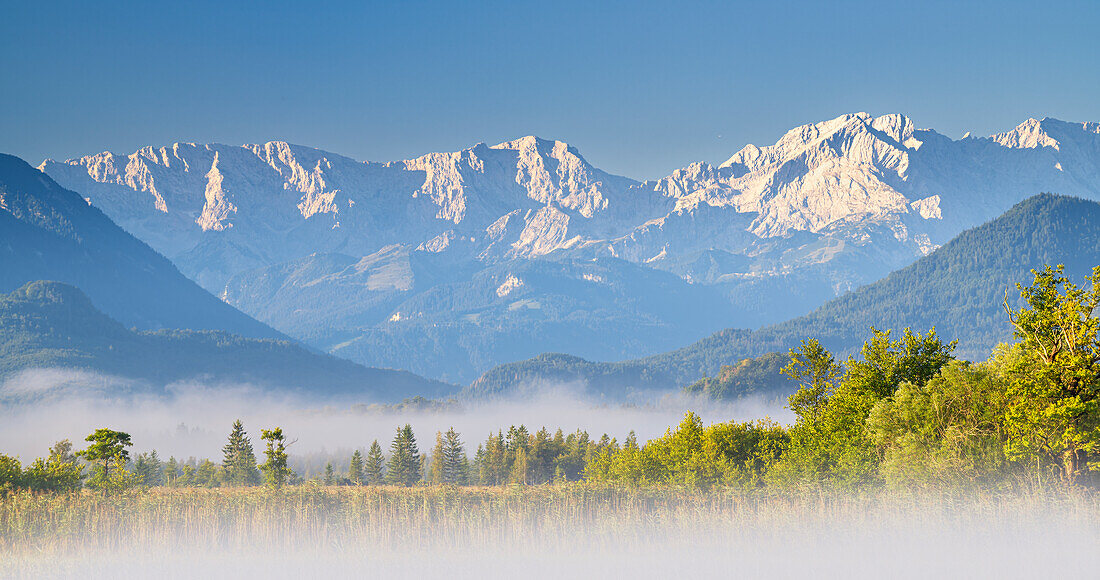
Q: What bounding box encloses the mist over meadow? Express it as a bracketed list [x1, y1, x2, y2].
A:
[0, 367, 788, 464]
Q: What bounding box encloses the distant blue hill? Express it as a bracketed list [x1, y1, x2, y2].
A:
[0, 280, 456, 401]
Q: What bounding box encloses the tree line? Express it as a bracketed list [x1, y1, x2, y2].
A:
[2, 265, 1099, 492]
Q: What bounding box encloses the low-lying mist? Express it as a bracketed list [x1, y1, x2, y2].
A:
[6, 488, 1099, 580]
[0, 368, 791, 464]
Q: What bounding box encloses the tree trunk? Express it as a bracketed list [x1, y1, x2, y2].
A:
[1063, 448, 1087, 486]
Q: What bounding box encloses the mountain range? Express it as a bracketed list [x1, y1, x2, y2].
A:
[0, 154, 453, 401]
[36, 113, 1100, 383]
[468, 194, 1100, 399]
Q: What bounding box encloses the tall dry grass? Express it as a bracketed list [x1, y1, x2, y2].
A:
[2, 485, 1099, 579]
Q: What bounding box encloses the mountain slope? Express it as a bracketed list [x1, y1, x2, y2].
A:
[0, 281, 455, 401]
[0, 153, 279, 338]
[468, 193, 1100, 398]
[223, 251, 748, 383]
[38, 114, 1100, 381]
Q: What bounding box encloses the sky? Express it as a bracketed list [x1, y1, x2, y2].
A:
[1, 0, 1098, 179]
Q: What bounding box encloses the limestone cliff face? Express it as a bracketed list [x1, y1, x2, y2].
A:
[35, 113, 1100, 382]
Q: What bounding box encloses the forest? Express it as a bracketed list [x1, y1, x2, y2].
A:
[3, 264, 1100, 493]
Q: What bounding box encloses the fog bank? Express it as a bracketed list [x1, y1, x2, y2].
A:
[0, 368, 791, 462]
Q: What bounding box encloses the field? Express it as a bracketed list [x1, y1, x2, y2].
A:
[3, 485, 1100, 579]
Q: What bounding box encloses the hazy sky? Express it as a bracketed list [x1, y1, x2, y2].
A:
[2, 0, 1097, 179]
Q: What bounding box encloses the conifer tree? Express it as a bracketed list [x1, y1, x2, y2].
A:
[324, 462, 335, 485]
[365, 440, 385, 485]
[77, 428, 132, 491]
[427, 428, 468, 485]
[164, 456, 180, 486]
[348, 450, 365, 486]
[441, 427, 468, 485]
[134, 451, 164, 486]
[429, 431, 446, 484]
[385, 424, 421, 486]
[222, 420, 261, 486]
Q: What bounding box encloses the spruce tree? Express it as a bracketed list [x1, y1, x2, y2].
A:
[429, 431, 446, 484]
[134, 451, 164, 486]
[385, 424, 421, 486]
[222, 420, 261, 486]
[348, 450, 365, 486]
[441, 427, 468, 485]
[324, 462, 335, 485]
[164, 456, 180, 486]
[365, 440, 385, 485]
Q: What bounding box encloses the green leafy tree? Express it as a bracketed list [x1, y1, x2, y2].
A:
[782, 339, 842, 427]
[22, 440, 84, 492]
[365, 440, 385, 485]
[348, 450, 365, 486]
[0, 455, 22, 493]
[867, 360, 1011, 489]
[222, 420, 261, 486]
[385, 424, 421, 486]
[775, 328, 955, 488]
[77, 428, 133, 491]
[259, 428, 293, 488]
[1002, 265, 1100, 485]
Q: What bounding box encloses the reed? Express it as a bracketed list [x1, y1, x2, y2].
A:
[3, 485, 1098, 578]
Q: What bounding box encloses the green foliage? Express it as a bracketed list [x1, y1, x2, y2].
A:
[684, 352, 791, 401]
[5, 263, 1100, 494]
[133, 451, 164, 487]
[477, 194, 1100, 397]
[323, 463, 335, 485]
[385, 425, 421, 486]
[772, 328, 955, 489]
[0, 454, 23, 493]
[348, 450, 365, 486]
[259, 428, 293, 488]
[1001, 265, 1100, 485]
[867, 361, 1011, 489]
[18, 440, 84, 493]
[586, 414, 789, 489]
[429, 428, 468, 485]
[77, 428, 132, 492]
[782, 339, 841, 426]
[365, 441, 385, 485]
[222, 420, 261, 486]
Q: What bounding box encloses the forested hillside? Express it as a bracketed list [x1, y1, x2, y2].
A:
[0, 281, 456, 401]
[469, 194, 1100, 398]
[0, 154, 279, 339]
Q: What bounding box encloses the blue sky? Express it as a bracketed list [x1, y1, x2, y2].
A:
[2, 0, 1098, 179]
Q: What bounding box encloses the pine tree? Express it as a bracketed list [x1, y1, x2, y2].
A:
[134, 451, 164, 486]
[385, 424, 421, 486]
[348, 450, 365, 486]
[324, 462, 335, 485]
[164, 456, 180, 486]
[429, 431, 446, 484]
[365, 440, 385, 485]
[222, 420, 261, 486]
[510, 446, 528, 485]
[441, 427, 468, 485]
